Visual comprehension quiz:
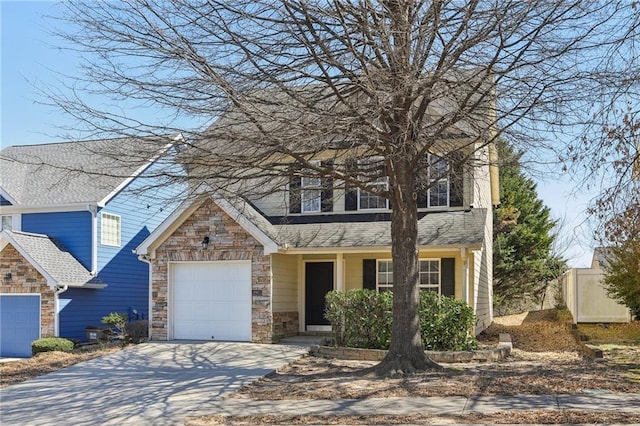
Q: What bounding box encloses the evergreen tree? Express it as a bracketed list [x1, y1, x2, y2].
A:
[493, 141, 566, 312]
[602, 206, 640, 319]
[603, 244, 640, 319]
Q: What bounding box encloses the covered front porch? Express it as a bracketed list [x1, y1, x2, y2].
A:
[271, 246, 483, 338]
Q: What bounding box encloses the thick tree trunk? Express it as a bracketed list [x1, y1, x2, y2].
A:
[374, 156, 442, 376]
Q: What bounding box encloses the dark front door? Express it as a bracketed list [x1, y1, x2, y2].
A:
[305, 262, 334, 326]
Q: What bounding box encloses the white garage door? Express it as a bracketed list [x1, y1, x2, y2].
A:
[172, 261, 251, 341]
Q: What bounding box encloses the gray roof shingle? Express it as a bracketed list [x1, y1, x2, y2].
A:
[224, 194, 485, 249]
[271, 209, 486, 249]
[0, 136, 174, 206]
[2, 230, 104, 287]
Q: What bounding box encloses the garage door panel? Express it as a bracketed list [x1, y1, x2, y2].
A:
[172, 262, 251, 342]
[1, 295, 41, 358]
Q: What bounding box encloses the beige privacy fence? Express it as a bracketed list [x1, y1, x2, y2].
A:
[561, 268, 632, 323]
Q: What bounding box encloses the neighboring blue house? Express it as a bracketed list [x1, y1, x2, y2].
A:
[0, 135, 184, 356]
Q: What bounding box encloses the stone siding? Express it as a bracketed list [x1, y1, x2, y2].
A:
[0, 244, 56, 338]
[150, 198, 274, 342]
[273, 311, 299, 340]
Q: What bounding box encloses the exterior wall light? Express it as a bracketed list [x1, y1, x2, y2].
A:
[201, 236, 210, 250]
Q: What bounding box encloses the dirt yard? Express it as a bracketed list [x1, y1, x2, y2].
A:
[190, 309, 640, 424]
[235, 309, 639, 400]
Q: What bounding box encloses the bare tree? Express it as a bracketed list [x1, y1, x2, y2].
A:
[44, 0, 637, 374]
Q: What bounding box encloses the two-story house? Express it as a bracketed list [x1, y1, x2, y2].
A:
[0, 136, 184, 357]
[135, 135, 500, 343]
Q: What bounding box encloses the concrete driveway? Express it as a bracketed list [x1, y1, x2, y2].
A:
[0, 341, 309, 425]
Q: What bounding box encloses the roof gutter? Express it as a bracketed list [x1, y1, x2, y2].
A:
[0, 203, 99, 215]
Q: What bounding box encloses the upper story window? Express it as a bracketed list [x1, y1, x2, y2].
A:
[376, 259, 441, 293]
[358, 176, 389, 210]
[301, 174, 322, 213]
[428, 155, 449, 207]
[415, 152, 465, 209]
[1, 215, 13, 231]
[101, 212, 121, 247]
[356, 157, 388, 210]
[289, 160, 334, 214]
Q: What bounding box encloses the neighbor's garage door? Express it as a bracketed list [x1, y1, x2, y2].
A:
[172, 261, 251, 341]
[0, 295, 40, 357]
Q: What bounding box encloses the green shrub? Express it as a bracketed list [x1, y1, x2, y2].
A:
[102, 312, 128, 339]
[32, 337, 75, 355]
[419, 290, 477, 351]
[325, 289, 392, 349]
[325, 289, 477, 351]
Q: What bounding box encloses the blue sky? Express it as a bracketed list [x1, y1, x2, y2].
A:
[0, 1, 597, 267]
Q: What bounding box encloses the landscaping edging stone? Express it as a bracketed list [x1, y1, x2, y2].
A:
[311, 334, 512, 363]
[570, 324, 604, 360]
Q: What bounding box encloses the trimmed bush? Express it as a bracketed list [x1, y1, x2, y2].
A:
[325, 289, 392, 349]
[32, 337, 75, 355]
[325, 289, 477, 351]
[419, 290, 477, 351]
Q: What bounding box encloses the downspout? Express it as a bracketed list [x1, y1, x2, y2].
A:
[137, 254, 153, 341]
[460, 247, 469, 305]
[88, 205, 98, 275]
[54, 284, 69, 337]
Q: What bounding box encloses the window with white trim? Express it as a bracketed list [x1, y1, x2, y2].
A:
[357, 158, 388, 210]
[101, 212, 121, 247]
[376, 259, 441, 293]
[301, 174, 322, 213]
[1, 215, 13, 231]
[358, 177, 389, 210]
[419, 259, 440, 293]
[428, 155, 449, 207]
[377, 260, 394, 291]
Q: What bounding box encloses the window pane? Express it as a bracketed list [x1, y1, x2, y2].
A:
[419, 260, 440, 291]
[429, 179, 449, 207]
[430, 156, 448, 177]
[378, 260, 393, 288]
[359, 180, 388, 210]
[101, 213, 121, 246]
[1, 216, 12, 231]
[302, 189, 321, 212]
[302, 176, 321, 187]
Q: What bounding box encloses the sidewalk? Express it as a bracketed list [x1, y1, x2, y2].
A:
[213, 393, 640, 417]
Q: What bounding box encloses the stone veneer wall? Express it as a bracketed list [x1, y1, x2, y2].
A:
[272, 311, 299, 341]
[150, 198, 274, 342]
[0, 245, 56, 338]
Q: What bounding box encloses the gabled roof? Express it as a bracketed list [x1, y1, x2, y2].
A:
[0, 230, 105, 288]
[136, 187, 486, 256]
[0, 135, 180, 207]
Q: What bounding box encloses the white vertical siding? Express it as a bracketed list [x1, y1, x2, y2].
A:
[472, 208, 494, 333]
[471, 143, 493, 210]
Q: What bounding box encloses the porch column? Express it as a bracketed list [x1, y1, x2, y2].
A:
[461, 247, 469, 305]
[336, 252, 345, 292]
